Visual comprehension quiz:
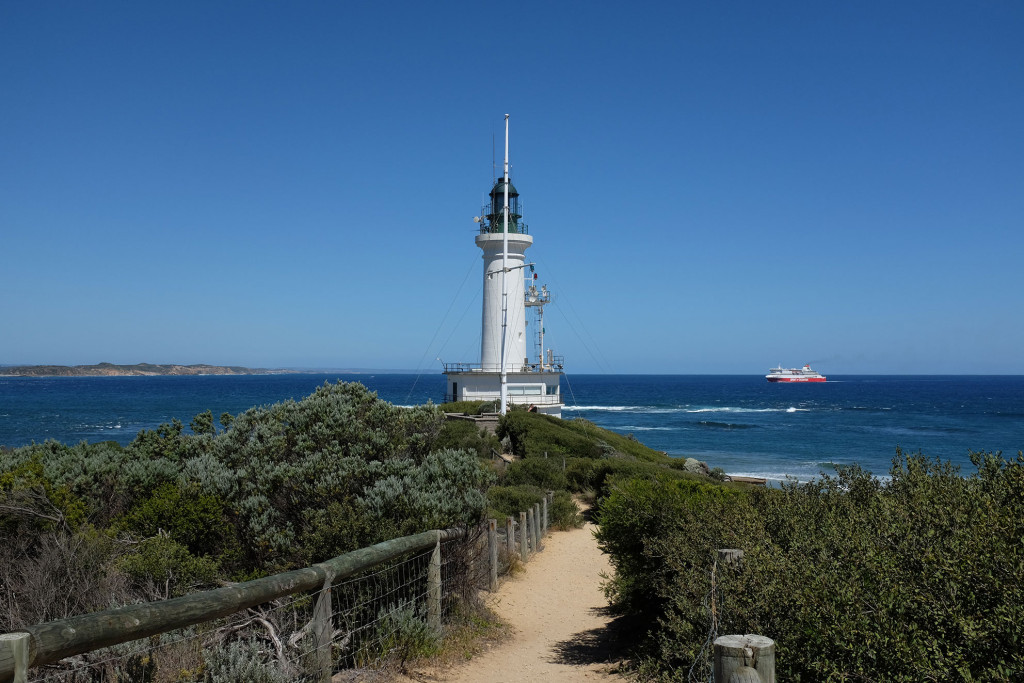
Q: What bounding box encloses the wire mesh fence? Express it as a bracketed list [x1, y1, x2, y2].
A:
[2, 495, 557, 683]
[8, 526, 496, 683]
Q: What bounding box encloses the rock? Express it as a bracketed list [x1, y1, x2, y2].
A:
[683, 457, 712, 476]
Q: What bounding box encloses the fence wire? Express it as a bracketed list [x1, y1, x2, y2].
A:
[687, 554, 722, 683]
[24, 524, 494, 683]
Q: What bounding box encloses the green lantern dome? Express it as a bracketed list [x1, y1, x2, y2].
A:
[483, 178, 527, 234]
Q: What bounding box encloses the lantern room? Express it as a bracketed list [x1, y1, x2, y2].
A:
[482, 178, 528, 234]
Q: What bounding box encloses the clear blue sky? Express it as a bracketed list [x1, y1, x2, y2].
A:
[2, 1, 1021, 374]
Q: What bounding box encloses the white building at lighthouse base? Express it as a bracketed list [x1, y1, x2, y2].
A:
[444, 363, 564, 418]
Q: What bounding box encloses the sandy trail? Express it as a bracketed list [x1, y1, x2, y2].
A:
[403, 521, 626, 683]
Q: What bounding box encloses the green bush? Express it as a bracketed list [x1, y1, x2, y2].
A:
[486, 485, 581, 529]
[596, 449, 1024, 680]
[498, 412, 605, 459]
[119, 535, 222, 597]
[436, 400, 498, 415]
[189, 637, 289, 683]
[433, 419, 501, 459]
[498, 412, 670, 463]
[1, 382, 493, 592]
[504, 457, 568, 491]
[113, 482, 232, 557]
[486, 484, 547, 523]
[566, 457, 700, 499]
[548, 490, 582, 530]
[375, 601, 441, 665]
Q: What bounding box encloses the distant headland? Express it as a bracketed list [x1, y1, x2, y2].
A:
[0, 362, 295, 377]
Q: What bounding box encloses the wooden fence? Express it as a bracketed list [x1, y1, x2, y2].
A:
[0, 492, 554, 683]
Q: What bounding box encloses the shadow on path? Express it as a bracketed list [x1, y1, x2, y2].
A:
[549, 607, 638, 666]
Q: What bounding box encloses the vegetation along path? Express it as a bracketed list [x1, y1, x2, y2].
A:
[406, 521, 627, 683]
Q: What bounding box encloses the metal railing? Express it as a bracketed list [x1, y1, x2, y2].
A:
[442, 359, 564, 374]
[442, 393, 562, 406]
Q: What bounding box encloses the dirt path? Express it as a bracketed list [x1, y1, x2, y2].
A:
[405, 522, 627, 683]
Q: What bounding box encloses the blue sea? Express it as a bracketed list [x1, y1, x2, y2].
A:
[2, 374, 1022, 483]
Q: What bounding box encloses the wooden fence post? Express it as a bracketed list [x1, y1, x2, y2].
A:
[533, 503, 542, 551]
[427, 532, 441, 630]
[0, 633, 29, 683]
[519, 511, 529, 561]
[713, 635, 775, 683]
[506, 516, 515, 558]
[487, 519, 498, 591]
[312, 569, 335, 683]
[543, 492, 550, 535]
[718, 548, 744, 568]
[525, 508, 535, 554]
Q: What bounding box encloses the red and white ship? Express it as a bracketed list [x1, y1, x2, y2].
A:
[766, 364, 826, 383]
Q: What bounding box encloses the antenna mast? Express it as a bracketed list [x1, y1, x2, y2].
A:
[499, 114, 510, 415]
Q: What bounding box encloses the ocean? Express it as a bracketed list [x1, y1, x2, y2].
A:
[2, 373, 1022, 483]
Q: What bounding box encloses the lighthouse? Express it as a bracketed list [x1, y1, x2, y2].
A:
[444, 116, 564, 417]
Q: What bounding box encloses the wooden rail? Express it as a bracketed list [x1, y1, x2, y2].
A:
[1, 490, 556, 682]
[0, 528, 464, 682]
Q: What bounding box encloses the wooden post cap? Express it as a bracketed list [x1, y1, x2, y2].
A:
[717, 548, 744, 565]
[714, 635, 775, 683]
[714, 633, 774, 652]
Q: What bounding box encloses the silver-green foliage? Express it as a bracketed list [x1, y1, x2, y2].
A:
[192, 638, 290, 683]
[2, 382, 490, 578]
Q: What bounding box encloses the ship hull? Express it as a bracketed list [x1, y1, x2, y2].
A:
[766, 376, 826, 383]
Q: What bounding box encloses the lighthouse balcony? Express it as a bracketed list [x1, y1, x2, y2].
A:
[442, 359, 564, 375]
[479, 219, 529, 235]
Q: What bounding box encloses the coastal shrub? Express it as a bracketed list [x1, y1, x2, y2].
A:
[1, 381, 494, 612]
[0, 527, 130, 630]
[597, 449, 1024, 680]
[503, 457, 567, 491]
[437, 400, 499, 415]
[485, 485, 581, 529]
[499, 412, 668, 462]
[119, 535, 222, 598]
[358, 448, 494, 537]
[596, 474, 750, 620]
[374, 601, 442, 666]
[486, 484, 547, 524]
[0, 456, 88, 533]
[566, 457, 701, 499]
[189, 637, 289, 683]
[113, 482, 232, 557]
[548, 490, 582, 529]
[433, 418, 501, 459]
[498, 412, 605, 459]
[189, 409, 216, 436]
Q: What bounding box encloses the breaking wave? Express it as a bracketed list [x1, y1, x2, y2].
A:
[566, 405, 812, 415]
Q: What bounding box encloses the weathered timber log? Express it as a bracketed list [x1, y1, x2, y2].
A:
[729, 666, 763, 683]
[543, 492, 550, 535]
[526, 507, 535, 554]
[312, 569, 334, 683]
[718, 548, 745, 567]
[0, 528, 464, 682]
[520, 511, 529, 561]
[487, 519, 498, 591]
[0, 634, 28, 683]
[713, 634, 775, 683]
[427, 532, 441, 631]
[506, 517, 515, 557]
[533, 503, 542, 551]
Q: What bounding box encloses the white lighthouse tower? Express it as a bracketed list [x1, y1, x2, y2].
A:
[444, 116, 563, 417]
